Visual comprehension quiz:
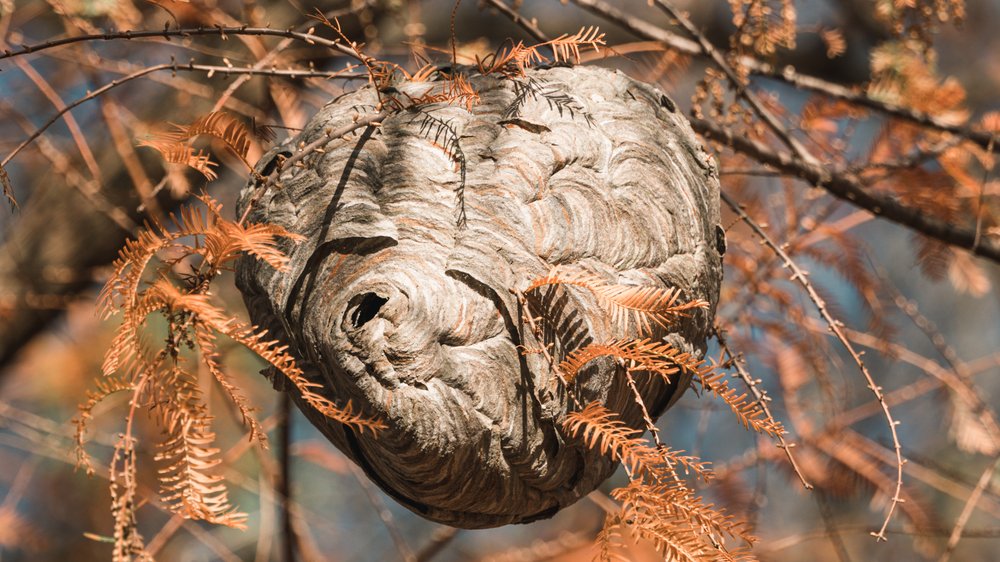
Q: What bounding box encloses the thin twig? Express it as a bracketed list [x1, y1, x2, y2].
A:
[415, 527, 459, 562]
[238, 111, 387, 225]
[625, 371, 661, 450]
[3, 101, 137, 231]
[816, 490, 853, 562]
[348, 462, 416, 562]
[751, 61, 1000, 150]
[144, 515, 186, 556]
[0, 406, 300, 561]
[764, 523, 1000, 555]
[0, 25, 364, 63]
[814, 320, 1000, 452]
[939, 455, 1000, 562]
[713, 326, 813, 490]
[838, 431, 1000, 520]
[973, 138, 995, 250]
[99, 98, 162, 222]
[207, 4, 371, 115]
[483, 0, 548, 43]
[651, 0, 819, 166]
[697, 118, 1000, 263]
[245, 415, 328, 562]
[719, 168, 785, 177]
[513, 289, 588, 410]
[568, 0, 999, 149]
[479, 530, 592, 562]
[868, 262, 1000, 453]
[720, 191, 905, 540]
[255, 472, 276, 562]
[278, 393, 295, 562]
[1, 61, 366, 180]
[10, 56, 102, 179]
[586, 489, 620, 514]
[44, 48, 267, 117]
[849, 137, 962, 177]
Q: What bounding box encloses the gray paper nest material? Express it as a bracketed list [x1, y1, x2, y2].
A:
[236, 65, 724, 528]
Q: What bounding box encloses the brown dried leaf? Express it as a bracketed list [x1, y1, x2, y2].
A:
[563, 402, 713, 481]
[947, 251, 991, 297]
[137, 138, 219, 181]
[949, 394, 1000, 455]
[820, 28, 847, 58]
[981, 111, 1000, 133]
[0, 161, 16, 210]
[528, 267, 708, 335]
[0, 507, 44, 551]
[176, 112, 252, 161]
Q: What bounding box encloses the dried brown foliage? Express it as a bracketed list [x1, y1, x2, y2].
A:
[137, 111, 254, 180]
[0, 161, 16, 210]
[75, 192, 382, 558]
[818, 29, 846, 59]
[0, 505, 44, 552]
[2, 0, 999, 560]
[478, 26, 606, 77]
[564, 404, 756, 561]
[524, 263, 782, 560]
[728, 0, 797, 57]
[528, 267, 709, 335]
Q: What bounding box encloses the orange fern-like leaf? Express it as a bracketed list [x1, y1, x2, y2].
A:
[595, 514, 630, 562]
[614, 480, 755, 544]
[140, 360, 247, 528]
[479, 26, 605, 77]
[699, 369, 785, 437]
[175, 112, 252, 163]
[527, 267, 708, 334]
[146, 281, 385, 434]
[138, 111, 255, 179]
[98, 203, 214, 318]
[563, 402, 712, 481]
[233, 325, 387, 433]
[154, 419, 248, 528]
[559, 338, 712, 384]
[545, 26, 606, 64]
[193, 323, 267, 445]
[91, 193, 379, 538]
[137, 138, 219, 180]
[74, 374, 135, 475]
[99, 195, 301, 321]
[202, 215, 305, 271]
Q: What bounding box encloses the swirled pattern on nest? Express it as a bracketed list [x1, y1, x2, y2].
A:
[236, 65, 723, 528]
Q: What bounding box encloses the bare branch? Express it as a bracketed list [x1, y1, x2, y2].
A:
[697, 118, 1000, 263]
[0, 25, 364, 64]
[720, 191, 905, 540]
[569, 0, 999, 149]
[939, 456, 1000, 562]
[2, 63, 365, 172]
[713, 326, 813, 490]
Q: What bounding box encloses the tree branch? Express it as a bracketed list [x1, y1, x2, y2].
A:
[650, 0, 820, 166]
[569, 0, 999, 149]
[713, 326, 813, 491]
[720, 191, 906, 540]
[2, 62, 365, 170]
[693, 117, 1000, 263]
[0, 25, 363, 64]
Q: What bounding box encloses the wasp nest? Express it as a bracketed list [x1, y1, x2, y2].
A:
[236, 65, 724, 528]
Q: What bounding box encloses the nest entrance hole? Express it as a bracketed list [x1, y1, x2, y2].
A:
[350, 292, 388, 328]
